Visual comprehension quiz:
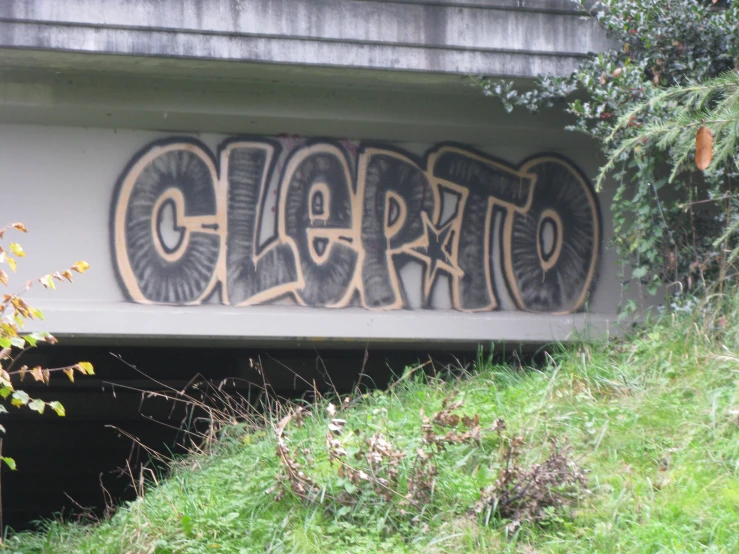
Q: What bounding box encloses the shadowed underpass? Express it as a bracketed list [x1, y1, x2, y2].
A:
[2, 344, 539, 531]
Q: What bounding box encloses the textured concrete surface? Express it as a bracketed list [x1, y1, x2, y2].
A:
[0, 119, 619, 346]
[0, 0, 611, 78]
[26, 301, 614, 348]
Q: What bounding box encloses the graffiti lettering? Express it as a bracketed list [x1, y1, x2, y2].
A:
[112, 137, 601, 313]
[222, 141, 298, 306]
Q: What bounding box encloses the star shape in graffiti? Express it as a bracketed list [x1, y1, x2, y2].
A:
[404, 212, 464, 304]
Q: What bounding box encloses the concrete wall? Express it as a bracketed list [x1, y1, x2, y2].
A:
[0, 71, 620, 347]
[0, 0, 611, 78]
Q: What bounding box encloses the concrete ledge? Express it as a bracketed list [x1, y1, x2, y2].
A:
[0, 22, 587, 78]
[0, 0, 611, 78]
[24, 301, 617, 348]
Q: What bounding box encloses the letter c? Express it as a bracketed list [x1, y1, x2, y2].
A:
[112, 141, 222, 304]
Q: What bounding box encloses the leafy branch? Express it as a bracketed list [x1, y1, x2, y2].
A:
[0, 222, 93, 470]
[599, 71, 739, 188]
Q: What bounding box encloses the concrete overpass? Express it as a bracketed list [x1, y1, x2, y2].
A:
[0, 0, 624, 528]
[0, 0, 617, 348]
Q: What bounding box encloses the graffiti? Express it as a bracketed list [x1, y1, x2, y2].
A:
[112, 137, 601, 313]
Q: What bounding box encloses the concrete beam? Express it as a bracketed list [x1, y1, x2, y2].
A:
[0, 0, 611, 78]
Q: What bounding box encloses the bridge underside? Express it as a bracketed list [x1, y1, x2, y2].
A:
[0, 0, 627, 530]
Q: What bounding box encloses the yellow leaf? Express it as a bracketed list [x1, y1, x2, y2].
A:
[39, 275, 55, 289]
[71, 261, 90, 273]
[7, 258, 16, 273]
[76, 361, 94, 375]
[695, 126, 713, 171]
[10, 390, 29, 407]
[9, 243, 25, 258]
[30, 367, 44, 383]
[63, 368, 74, 383]
[28, 398, 45, 414]
[49, 401, 65, 417]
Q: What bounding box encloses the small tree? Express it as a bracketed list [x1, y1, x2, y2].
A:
[0, 222, 93, 471]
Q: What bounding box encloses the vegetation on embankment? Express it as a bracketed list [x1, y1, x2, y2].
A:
[6, 299, 739, 553]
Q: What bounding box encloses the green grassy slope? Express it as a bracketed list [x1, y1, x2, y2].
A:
[6, 307, 739, 553]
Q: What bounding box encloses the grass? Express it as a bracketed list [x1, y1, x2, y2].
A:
[6, 298, 739, 553]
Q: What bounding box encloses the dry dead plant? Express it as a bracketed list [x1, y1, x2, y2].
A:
[102, 355, 588, 537]
[273, 393, 485, 514]
[474, 433, 588, 534]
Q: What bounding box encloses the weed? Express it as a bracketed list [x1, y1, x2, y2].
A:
[270, 386, 585, 541]
[475, 434, 587, 534]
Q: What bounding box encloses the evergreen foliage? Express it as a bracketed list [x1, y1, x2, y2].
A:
[480, 0, 739, 299]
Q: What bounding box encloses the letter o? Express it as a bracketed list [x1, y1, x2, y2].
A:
[504, 157, 600, 313]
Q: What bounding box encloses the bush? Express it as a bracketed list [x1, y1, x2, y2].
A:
[480, 0, 739, 300]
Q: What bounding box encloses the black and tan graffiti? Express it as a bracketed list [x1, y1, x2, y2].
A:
[111, 137, 601, 313]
